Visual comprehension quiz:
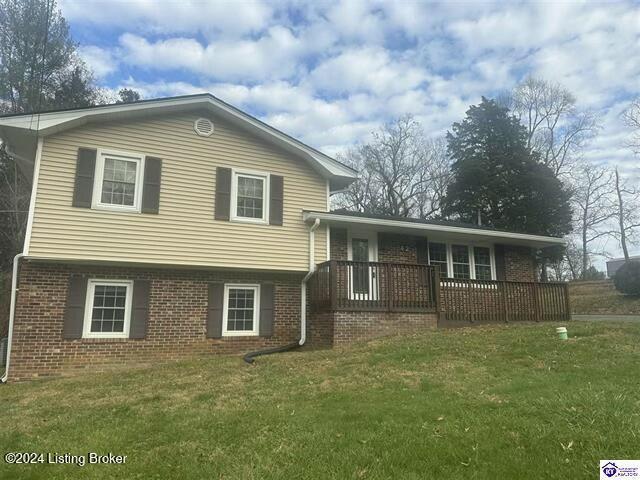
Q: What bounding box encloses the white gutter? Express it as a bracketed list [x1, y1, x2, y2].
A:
[303, 211, 566, 247]
[1, 253, 24, 383]
[300, 218, 321, 346]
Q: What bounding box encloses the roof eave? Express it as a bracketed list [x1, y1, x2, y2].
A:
[303, 211, 566, 249]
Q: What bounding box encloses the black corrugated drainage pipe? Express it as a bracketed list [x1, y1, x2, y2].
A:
[243, 342, 300, 364]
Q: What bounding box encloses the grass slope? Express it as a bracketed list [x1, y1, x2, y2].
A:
[1, 322, 639, 479]
[569, 280, 640, 315]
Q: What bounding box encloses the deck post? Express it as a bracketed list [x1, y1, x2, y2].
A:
[434, 267, 441, 320]
[563, 283, 571, 321]
[501, 281, 508, 323]
[329, 260, 337, 311]
[386, 263, 392, 312]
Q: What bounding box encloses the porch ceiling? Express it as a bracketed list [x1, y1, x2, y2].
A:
[303, 211, 566, 249]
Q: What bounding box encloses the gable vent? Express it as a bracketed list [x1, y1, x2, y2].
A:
[194, 118, 214, 137]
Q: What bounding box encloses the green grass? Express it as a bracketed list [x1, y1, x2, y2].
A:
[570, 280, 640, 315]
[1, 322, 639, 479]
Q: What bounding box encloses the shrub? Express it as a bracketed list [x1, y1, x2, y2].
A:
[614, 261, 640, 296]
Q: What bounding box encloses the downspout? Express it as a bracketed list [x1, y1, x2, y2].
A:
[243, 218, 321, 364]
[300, 218, 321, 346]
[1, 253, 24, 384]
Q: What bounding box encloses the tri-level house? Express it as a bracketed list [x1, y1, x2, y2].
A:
[0, 94, 569, 381]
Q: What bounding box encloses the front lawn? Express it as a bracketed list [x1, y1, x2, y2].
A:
[1, 322, 639, 479]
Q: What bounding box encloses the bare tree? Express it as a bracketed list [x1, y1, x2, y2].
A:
[623, 98, 640, 155]
[414, 138, 452, 218]
[547, 239, 586, 281]
[0, 148, 31, 270]
[505, 77, 599, 178]
[335, 116, 451, 218]
[571, 164, 617, 278]
[611, 167, 640, 260]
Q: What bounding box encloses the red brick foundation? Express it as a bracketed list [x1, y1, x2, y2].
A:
[9, 261, 305, 381]
[309, 310, 437, 346]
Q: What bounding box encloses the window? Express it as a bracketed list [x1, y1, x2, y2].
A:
[451, 245, 471, 279]
[83, 280, 132, 338]
[474, 247, 492, 280]
[428, 242, 448, 278]
[222, 284, 260, 336]
[93, 150, 143, 211]
[231, 171, 269, 223]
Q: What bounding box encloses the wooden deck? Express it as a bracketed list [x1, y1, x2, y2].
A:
[308, 260, 571, 324]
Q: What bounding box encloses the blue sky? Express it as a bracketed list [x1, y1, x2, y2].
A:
[62, 0, 639, 259]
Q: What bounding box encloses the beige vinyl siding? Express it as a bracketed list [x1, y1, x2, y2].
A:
[29, 112, 330, 271]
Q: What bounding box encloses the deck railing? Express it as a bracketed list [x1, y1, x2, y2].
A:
[308, 260, 439, 313]
[439, 278, 570, 323]
[308, 261, 571, 323]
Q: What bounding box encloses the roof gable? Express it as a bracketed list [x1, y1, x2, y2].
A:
[0, 94, 357, 190]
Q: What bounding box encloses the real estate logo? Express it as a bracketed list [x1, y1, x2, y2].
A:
[602, 462, 618, 478]
[601, 460, 640, 479]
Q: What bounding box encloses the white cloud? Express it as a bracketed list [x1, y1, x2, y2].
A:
[61, 0, 273, 37]
[118, 26, 306, 82]
[78, 46, 117, 78]
[308, 47, 428, 96]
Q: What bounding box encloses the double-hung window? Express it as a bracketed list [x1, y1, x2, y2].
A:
[231, 170, 269, 223]
[451, 245, 471, 279]
[428, 242, 448, 278]
[474, 247, 492, 280]
[83, 279, 133, 338]
[93, 150, 143, 212]
[222, 284, 260, 336]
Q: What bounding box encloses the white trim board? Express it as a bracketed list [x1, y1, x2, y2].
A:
[22, 137, 43, 256]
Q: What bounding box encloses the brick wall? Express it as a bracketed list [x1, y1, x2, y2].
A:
[10, 262, 305, 381]
[504, 246, 536, 282]
[309, 310, 437, 346]
[330, 228, 347, 261]
[378, 233, 417, 263]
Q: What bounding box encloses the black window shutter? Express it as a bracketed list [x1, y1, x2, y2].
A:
[416, 237, 429, 264]
[269, 175, 283, 226]
[141, 157, 162, 214]
[207, 282, 224, 338]
[495, 244, 506, 281]
[72, 148, 97, 208]
[259, 283, 275, 337]
[130, 280, 150, 339]
[215, 167, 232, 220]
[63, 275, 87, 339]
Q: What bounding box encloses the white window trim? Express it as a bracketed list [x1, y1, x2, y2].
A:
[230, 168, 270, 224]
[83, 279, 133, 339]
[92, 148, 145, 213]
[222, 284, 260, 337]
[428, 241, 496, 281]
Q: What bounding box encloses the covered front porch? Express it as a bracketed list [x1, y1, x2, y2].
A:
[304, 211, 570, 344]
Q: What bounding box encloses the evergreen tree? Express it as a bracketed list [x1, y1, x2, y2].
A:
[442, 97, 572, 238]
